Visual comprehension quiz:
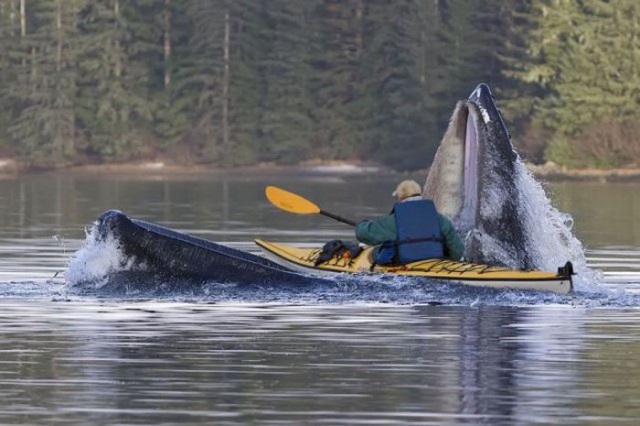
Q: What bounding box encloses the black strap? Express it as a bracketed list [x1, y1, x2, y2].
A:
[396, 237, 444, 246]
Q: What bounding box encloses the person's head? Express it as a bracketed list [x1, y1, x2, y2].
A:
[392, 180, 422, 201]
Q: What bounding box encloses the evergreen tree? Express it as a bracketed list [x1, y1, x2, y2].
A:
[1, 0, 635, 171]
[256, 0, 314, 164]
[76, 0, 153, 161]
[414, 0, 441, 133]
[308, 0, 366, 160]
[431, 0, 513, 129]
[0, 1, 21, 149]
[488, 0, 547, 161]
[512, 0, 640, 167]
[226, 0, 267, 165]
[432, 0, 479, 113]
[6, 0, 83, 167]
[162, 0, 227, 162]
[360, 0, 431, 170]
[150, 0, 192, 154]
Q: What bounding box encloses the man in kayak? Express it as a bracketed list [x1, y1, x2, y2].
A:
[355, 180, 464, 264]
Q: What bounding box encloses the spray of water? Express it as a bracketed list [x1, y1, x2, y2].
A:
[65, 223, 141, 289]
[513, 158, 604, 292]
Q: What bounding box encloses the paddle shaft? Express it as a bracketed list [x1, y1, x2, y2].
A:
[319, 209, 357, 227]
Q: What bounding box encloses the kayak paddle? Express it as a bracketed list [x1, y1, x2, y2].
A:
[265, 186, 357, 227]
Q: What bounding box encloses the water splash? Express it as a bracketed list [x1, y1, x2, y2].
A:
[514, 159, 604, 292]
[66, 223, 142, 289]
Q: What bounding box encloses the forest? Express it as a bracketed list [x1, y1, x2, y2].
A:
[0, 0, 638, 171]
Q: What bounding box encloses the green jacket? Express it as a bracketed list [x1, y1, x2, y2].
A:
[355, 211, 465, 261]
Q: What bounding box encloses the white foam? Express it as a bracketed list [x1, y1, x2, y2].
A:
[513, 158, 605, 292]
[65, 223, 140, 289]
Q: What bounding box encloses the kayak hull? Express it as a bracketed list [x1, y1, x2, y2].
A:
[255, 239, 573, 294]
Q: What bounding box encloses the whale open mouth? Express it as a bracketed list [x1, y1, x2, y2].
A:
[424, 84, 528, 267]
[463, 106, 479, 221]
[425, 83, 514, 227]
[425, 107, 481, 230]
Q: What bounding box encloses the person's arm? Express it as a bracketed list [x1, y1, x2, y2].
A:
[355, 215, 396, 246]
[437, 214, 464, 260]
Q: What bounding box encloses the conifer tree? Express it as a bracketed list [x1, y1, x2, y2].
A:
[308, 0, 365, 160]
[225, 0, 268, 165]
[0, 1, 20, 148]
[76, 0, 153, 161]
[431, 0, 514, 127]
[359, 0, 431, 170]
[256, 0, 314, 164]
[511, 0, 640, 167]
[161, 0, 228, 162]
[6, 0, 83, 167]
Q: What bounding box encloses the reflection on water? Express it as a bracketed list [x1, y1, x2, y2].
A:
[0, 172, 640, 424]
[1, 302, 639, 425]
[548, 181, 640, 248]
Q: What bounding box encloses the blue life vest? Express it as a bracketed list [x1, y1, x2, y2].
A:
[393, 199, 444, 263]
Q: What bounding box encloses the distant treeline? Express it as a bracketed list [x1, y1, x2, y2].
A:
[0, 0, 638, 170]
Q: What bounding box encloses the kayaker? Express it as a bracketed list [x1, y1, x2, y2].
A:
[355, 180, 464, 264]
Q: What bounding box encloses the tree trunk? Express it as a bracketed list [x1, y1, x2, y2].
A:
[222, 8, 230, 157]
[56, 0, 62, 72]
[114, 0, 121, 78]
[164, 0, 171, 87]
[19, 0, 25, 37]
[633, 4, 638, 81]
[8, 1, 15, 36]
[354, 0, 363, 56]
[20, 0, 25, 68]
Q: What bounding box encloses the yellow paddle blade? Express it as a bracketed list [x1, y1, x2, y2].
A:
[265, 186, 320, 215]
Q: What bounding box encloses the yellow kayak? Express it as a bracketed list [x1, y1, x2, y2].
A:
[254, 239, 573, 294]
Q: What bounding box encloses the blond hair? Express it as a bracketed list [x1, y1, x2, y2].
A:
[392, 180, 422, 199]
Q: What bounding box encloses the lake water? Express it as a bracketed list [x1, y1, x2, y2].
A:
[0, 171, 639, 425]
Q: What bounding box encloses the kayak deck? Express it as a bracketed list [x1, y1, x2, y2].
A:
[255, 239, 573, 294]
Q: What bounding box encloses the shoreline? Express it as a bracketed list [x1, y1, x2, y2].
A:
[526, 163, 640, 182]
[1, 158, 640, 182]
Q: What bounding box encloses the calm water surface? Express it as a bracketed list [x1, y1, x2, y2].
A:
[0, 171, 639, 425]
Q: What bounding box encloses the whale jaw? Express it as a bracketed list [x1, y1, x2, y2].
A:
[424, 84, 532, 269]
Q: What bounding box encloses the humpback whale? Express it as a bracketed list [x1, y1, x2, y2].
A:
[66, 209, 328, 292]
[425, 83, 572, 270]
